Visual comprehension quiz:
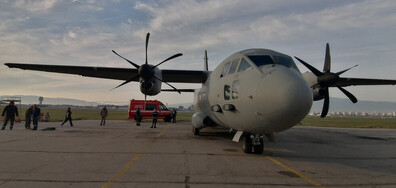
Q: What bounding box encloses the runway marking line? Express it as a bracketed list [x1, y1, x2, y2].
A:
[265, 156, 325, 188]
[101, 124, 172, 188]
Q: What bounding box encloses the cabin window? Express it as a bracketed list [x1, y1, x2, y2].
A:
[232, 80, 240, 99]
[220, 62, 231, 77]
[145, 104, 156, 110]
[248, 55, 274, 67]
[227, 59, 240, 74]
[273, 55, 300, 71]
[237, 58, 252, 72]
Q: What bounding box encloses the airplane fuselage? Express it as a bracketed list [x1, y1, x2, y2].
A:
[193, 49, 313, 135]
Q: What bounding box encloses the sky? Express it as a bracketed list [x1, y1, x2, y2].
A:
[1, 0, 396, 106]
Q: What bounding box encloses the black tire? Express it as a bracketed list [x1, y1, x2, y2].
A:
[193, 127, 200, 135]
[164, 115, 171, 122]
[253, 139, 264, 154]
[242, 134, 253, 154]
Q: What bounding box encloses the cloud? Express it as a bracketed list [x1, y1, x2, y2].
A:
[10, 0, 57, 12]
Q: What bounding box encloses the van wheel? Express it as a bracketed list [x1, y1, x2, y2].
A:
[164, 115, 171, 122]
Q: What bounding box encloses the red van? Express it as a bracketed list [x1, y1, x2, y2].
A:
[128, 99, 172, 122]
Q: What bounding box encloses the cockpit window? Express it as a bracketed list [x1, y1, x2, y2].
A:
[237, 58, 252, 72]
[273, 55, 300, 71]
[228, 59, 240, 74]
[248, 55, 274, 67]
[220, 62, 231, 77]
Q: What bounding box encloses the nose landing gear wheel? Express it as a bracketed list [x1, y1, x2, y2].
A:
[253, 139, 264, 154]
[242, 134, 253, 153]
[193, 127, 200, 135]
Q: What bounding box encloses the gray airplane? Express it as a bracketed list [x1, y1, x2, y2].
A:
[5, 33, 396, 154]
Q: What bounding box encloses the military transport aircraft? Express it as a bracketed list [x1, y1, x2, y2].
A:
[5, 33, 396, 154]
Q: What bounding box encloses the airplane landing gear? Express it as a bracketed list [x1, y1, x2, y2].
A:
[242, 134, 253, 153]
[193, 127, 200, 135]
[242, 134, 264, 154]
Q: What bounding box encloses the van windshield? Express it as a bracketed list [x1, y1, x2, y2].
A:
[159, 105, 168, 110]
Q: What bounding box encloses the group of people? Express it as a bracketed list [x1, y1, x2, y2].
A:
[3, 101, 178, 130]
[24, 104, 41, 130]
[1, 101, 74, 130]
[1, 101, 41, 130]
[135, 108, 177, 128]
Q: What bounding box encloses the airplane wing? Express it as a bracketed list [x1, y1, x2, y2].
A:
[333, 78, 396, 87]
[4, 63, 209, 83]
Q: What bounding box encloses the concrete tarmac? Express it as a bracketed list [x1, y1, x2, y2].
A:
[0, 120, 395, 187]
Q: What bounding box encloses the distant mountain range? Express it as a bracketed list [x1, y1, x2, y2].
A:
[1, 95, 395, 113]
[0, 95, 101, 106]
[311, 98, 396, 113]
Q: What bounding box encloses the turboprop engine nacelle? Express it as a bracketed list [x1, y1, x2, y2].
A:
[312, 88, 326, 101]
[139, 65, 163, 96]
[192, 112, 214, 129]
[140, 79, 162, 96]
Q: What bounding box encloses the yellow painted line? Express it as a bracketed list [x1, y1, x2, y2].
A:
[265, 156, 325, 188]
[101, 124, 172, 188]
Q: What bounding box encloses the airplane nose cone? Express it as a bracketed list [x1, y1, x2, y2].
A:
[256, 67, 312, 132]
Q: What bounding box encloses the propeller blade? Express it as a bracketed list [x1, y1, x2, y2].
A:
[336, 64, 358, 75]
[153, 53, 183, 68]
[337, 86, 358, 103]
[111, 74, 140, 90]
[294, 56, 323, 77]
[323, 43, 331, 72]
[153, 75, 181, 94]
[145, 33, 150, 65]
[321, 88, 330, 118]
[112, 50, 140, 69]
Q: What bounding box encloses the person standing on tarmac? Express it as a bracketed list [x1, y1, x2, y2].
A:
[136, 108, 141, 126]
[1, 101, 19, 130]
[151, 109, 158, 128]
[100, 106, 108, 126]
[171, 109, 177, 123]
[25, 105, 34, 129]
[61, 107, 73, 127]
[32, 104, 40, 130]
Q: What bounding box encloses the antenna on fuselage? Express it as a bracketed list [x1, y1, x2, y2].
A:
[204, 50, 208, 71]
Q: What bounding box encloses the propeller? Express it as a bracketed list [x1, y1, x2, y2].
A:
[294, 43, 358, 118]
[111, 33, 183, 98]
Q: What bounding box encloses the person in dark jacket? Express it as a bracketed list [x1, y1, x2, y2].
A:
[32, 104, 40, 130]
[1, 101, 19, 130]
[100, 106, 108, 126]
[151, 109, 158, 128]
[171, 109, 177, 123]
[25, 105, 34, 129]
[136, 108, 141, 126]
[61, 107, 73, 127]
